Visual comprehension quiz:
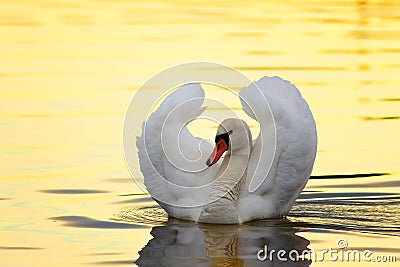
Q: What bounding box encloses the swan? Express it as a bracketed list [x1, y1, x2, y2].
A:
[136, 76, 317, 224]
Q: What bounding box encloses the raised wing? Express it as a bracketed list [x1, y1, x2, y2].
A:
[136, 83, 220, 220]
[238, 77, 317, 221]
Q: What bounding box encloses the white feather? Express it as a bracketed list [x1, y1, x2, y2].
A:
[137, 83, 220, 221]
[238, 76, 317, 222]
[137, 77, 317, 223]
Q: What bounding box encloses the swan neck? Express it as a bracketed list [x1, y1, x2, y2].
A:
[197, 153, 249, 223]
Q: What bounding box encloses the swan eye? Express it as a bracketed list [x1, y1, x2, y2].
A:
[215, 132, 230, 147]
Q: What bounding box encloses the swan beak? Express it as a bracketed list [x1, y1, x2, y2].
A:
[206, 139, 228, 167]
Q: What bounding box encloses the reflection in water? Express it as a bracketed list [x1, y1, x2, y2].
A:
[130, 193, 399, 265]
[136, 219, 311, 267]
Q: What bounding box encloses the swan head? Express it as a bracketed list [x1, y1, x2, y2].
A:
[206, 118, 252, 167]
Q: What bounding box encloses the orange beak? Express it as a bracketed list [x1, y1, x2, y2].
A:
[206, 139, 228, 167]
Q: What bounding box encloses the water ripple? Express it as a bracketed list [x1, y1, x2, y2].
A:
[115, 195, 400, 237]
[362, 116, 400, 121]
[310, 172, 389, 179]
[39, 189, 110, 194]
[291, 198, 400, 236]
[0, 246, 43, 250]
[116, 205, 168, 225]
[51, 216, 149, 229]
[234, 66, 345, 71]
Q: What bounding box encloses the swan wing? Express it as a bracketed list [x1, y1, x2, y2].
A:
[136, 83, 220, 220]
[238, 77, 317, 221]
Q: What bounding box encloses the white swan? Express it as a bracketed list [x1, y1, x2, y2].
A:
[136, 76, 317, 224]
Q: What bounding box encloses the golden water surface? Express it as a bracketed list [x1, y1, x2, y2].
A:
[1, 0, 399, 266]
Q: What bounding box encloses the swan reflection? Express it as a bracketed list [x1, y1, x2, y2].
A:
[136, 219, 311, 267]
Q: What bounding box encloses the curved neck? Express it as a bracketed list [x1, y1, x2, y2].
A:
[198, 151, 250, 224]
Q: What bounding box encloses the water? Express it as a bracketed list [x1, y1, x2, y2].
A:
[1, 0, 399, 266]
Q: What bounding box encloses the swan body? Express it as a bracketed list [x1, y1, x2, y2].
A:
[136, 76, 317, 224]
